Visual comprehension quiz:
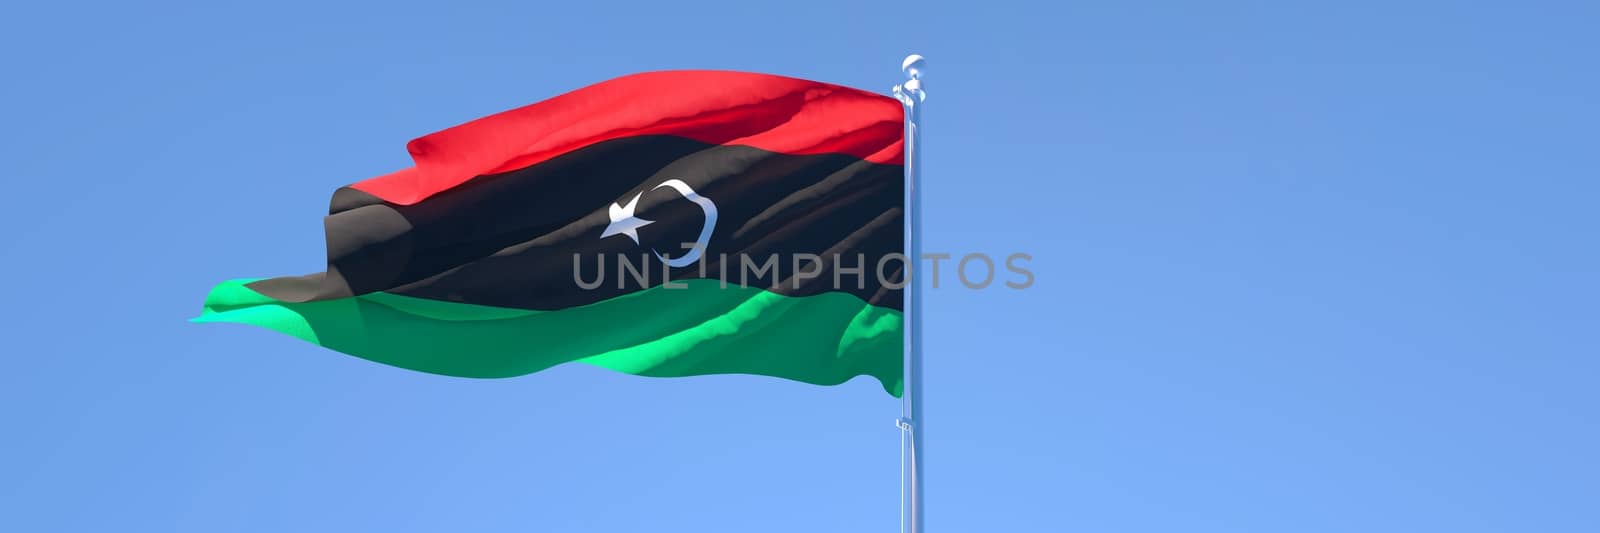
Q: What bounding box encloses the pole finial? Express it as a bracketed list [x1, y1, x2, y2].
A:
[894, 54, 927, 105]
[902, 54, 926, 80]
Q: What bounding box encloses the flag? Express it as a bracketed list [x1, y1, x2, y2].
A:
[197, 70, 906, 396]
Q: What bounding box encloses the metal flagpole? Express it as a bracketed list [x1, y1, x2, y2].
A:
[893, 53, 927, 533]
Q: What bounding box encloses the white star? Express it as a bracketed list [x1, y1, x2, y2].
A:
[601, 192, 654, 245]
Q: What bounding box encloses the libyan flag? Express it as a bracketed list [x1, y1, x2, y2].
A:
[197, 70, 906, 396]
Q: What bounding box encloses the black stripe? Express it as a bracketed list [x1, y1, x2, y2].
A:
[250, 135, 906, 311]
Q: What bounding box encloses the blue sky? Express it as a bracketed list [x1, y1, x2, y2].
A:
[2, 1, 1596, 531]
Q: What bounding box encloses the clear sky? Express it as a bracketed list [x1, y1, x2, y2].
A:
[2, 1, 1596, 531]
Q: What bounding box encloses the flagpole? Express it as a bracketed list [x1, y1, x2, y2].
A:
[894, 53, 927, 533]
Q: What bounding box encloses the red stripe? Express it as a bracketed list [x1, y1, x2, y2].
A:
[351, 70, 904, 205]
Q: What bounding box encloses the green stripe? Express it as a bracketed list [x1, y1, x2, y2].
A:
[195, 279, 902, 396]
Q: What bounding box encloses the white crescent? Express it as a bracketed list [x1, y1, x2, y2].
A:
[649, 179, 717, 268]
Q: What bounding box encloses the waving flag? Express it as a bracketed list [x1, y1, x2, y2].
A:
[197, 70, 906, 396]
